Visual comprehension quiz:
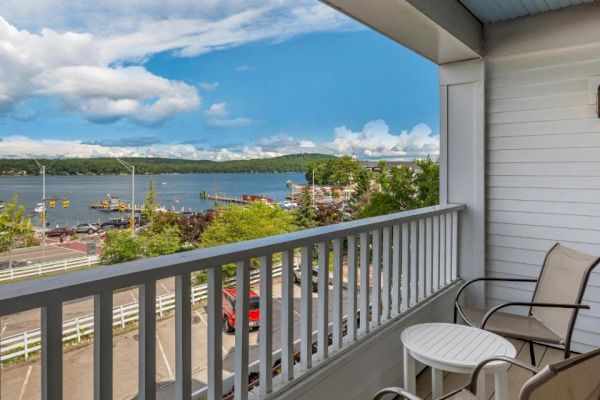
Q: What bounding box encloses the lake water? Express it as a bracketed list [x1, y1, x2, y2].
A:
[0, 173, 305, 227]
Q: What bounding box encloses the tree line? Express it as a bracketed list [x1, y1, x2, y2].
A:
[0, 154, 336, 176]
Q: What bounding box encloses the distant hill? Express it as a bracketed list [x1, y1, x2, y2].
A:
[0, 154, 337, 176]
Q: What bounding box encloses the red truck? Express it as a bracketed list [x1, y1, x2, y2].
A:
[222, 288, 260, 333]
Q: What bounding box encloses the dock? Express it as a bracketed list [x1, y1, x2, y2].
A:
[205, 194, 250, 204]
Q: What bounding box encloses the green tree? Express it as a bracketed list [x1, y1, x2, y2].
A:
[200, 202, 297, 277]
[138, 226, 182, 257]
[100, 230, 141, 264]
[414, 157, 440, 208]
[294, 186, 317, 229]
[348, 168, 372, 216]
[143, 179, 158, 221]
[306, 156, 362, 186]
[0, 195, 33, 268]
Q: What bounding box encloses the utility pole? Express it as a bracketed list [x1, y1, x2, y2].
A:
[34, 159, 57, 265]
[115, 158, 136, 237]
[312, 168, 315, 205]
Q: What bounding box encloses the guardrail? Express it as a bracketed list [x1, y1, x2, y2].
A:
[0, 255, 99, 282]
[0, 266, 282, 363]
[0, 204, 464, 400]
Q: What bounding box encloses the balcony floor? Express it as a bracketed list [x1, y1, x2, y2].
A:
[415, 339, 564, 400]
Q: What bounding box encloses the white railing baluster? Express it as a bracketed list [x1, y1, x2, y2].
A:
[259, 255, 273, 395]
[433, 215, 440, 292]
[332, 239, 343, 351]
[371, 229, 381, 328]
[94, 291, 113, 400]
[208, 266, 223, 400]
[418, 219, 425, 302]
[347, 235, 358, 341]
[382, 226, 392, 322]
[300, 246, 313, 371]
[139, 282, 156, 400]
[175, 273, 192, 400]
[452, 211, 458, 281]
[235, 259, 250, 400]
[359, 232, 370, 335]
[446, 213, 452, 284]
[392, 225, 401, 316]
[281, 249, 294, 381]
[425, 217, 433, 297]
[440, 214, 446, 286]
[401, 223, 409, 311]
[410, 221, 418, 306]
[317, 241, 329, 361]
[42, 302, 62, 400]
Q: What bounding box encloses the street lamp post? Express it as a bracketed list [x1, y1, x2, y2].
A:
[115, 158, 136, 237]
[34, 159, 57, 265]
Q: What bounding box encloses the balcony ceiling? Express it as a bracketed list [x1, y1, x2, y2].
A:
[459, 0, 597, 23]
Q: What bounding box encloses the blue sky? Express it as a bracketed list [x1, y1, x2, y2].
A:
[0, 1, 439, 160]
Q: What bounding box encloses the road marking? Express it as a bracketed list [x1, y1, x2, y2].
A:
[273, 297, 302, 318]
[1, 322, 6, 336]
[18, 366, 33, 400]
[195, 310, 228, 355]
[156, 333, 174, 380]
[129, 290, 137, 303]
[158, 281, 170, 294]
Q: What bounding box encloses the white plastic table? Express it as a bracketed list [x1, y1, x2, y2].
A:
[401, 323, 516, 400]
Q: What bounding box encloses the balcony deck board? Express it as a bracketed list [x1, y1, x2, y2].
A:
[416, 340, 565, 400]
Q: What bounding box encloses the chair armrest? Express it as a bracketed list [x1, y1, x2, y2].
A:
[481, 302, 590, 329]
[454, 278, 537, 325]
[372, 387, 423, 400]
[469, 356, 540, 394]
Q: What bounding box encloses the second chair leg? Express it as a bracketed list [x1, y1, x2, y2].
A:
[529, 341, 536, 366]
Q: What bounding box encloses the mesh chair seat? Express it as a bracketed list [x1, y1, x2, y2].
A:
[461, 306, 562, 344]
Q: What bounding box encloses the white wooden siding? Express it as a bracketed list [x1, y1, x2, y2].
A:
[485, 18, 600, 352]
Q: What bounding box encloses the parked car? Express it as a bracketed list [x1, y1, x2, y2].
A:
[100, 219, 130, 230]
[76, 223, 101, 234]
[46, 227, 76, 237]
[293, 265, 320, 292]
[222, 288, 260, 333]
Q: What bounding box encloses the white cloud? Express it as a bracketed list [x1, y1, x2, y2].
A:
[198, 81, 219, 91]
[324, 120, 439, 160]
[235, 65, 256, 72]
[0, 1, 355, 124]
[204, 102, 229, 118]
[0, 120, 438, 161]
[206, 117, 261, 128]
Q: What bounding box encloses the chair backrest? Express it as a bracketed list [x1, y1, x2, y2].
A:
[520, 348, 600, 400]
[531, 244, 600, 342]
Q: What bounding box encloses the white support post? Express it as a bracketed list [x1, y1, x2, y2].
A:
[94, 291, 113, 400]
[382, 227, 391, 322]
[317, 241, 329, 361]
[410, 221, 418, 306]
[359, 232, 370, 335]
[332, 239, 343, 351]
[235, 260, 250, 400]
[175, 273, 192, 400]
[41, 302, 62, 400]
[392, 225, 401, 316]
[401, 223, 409, 311]
[300, 246, 313, 371]
[280, 249, 294, 381]
[207, 267, 223, 400]
[139, 282, 156, 400]
[371, 229, 381, 328]
[347, 235, 358, 341]
[259, 255, 273, 395]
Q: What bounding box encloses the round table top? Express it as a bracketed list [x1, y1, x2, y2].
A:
[401, 323, 516, 370]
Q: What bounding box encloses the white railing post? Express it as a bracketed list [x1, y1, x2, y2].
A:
[94, 291, 113, 400]
[300, 246, 313, 371]
[392, 225, 401, 316]
[401, 223, 409, 311]
[410, 221, 418, 306]
[359, 231, 370, 335]
[120, 305, 125, 328]
[158, 296, 164, 318]
[317, 241, 329, 361]
[138, 282, 156, 400]
[175, 272, 192, 400]
[24, 331, 29, 360]
[76, 317, 81, 343]
[207, 266, 223, 400]
[234, 259, 250, 400]
[280, 249, 295, 382]
[332, 239, 343, 351]
[418, 218, 425, 302]
[347, 235, 358, 341]
[259, 255, 273, 395]
[382, 226, 392, 322]
[41, 303, 62, 400]
[371, 229, 381, 328]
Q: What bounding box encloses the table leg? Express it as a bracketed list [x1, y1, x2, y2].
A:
[494, 370, 508, 400]
[476, 372, 486, 400]
[431, 368, 443, 399]
[403, 347, 416, 394]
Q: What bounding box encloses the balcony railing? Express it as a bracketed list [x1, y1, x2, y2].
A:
[0, 203, 464, 400]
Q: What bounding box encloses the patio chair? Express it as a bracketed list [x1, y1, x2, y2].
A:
[372, 348, 600, 400]
[454, 243, 599, 365]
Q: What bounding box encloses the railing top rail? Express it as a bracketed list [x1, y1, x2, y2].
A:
[0, 203, 464, 315]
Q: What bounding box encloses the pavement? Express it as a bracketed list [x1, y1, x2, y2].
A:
[0, 240, 101, 269]
[0, 277, 349, 400]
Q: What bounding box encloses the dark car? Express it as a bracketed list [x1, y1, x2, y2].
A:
[76, 223, 101, 234]
[46, 227, 76, 237]
[100, 219, 130, 230]
[293, 265, 320, 292]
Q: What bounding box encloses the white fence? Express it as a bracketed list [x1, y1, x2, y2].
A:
[0, 255, 99, 283]
[0, 266, 282, 363]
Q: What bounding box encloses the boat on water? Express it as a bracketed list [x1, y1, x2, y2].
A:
[34, 202, 44, 213]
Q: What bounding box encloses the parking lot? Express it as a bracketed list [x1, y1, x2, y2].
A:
[0, 276, 349, 399]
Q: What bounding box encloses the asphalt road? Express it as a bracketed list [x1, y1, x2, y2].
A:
[0, 277, 350, 400]
[0, 243, 89, 268]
